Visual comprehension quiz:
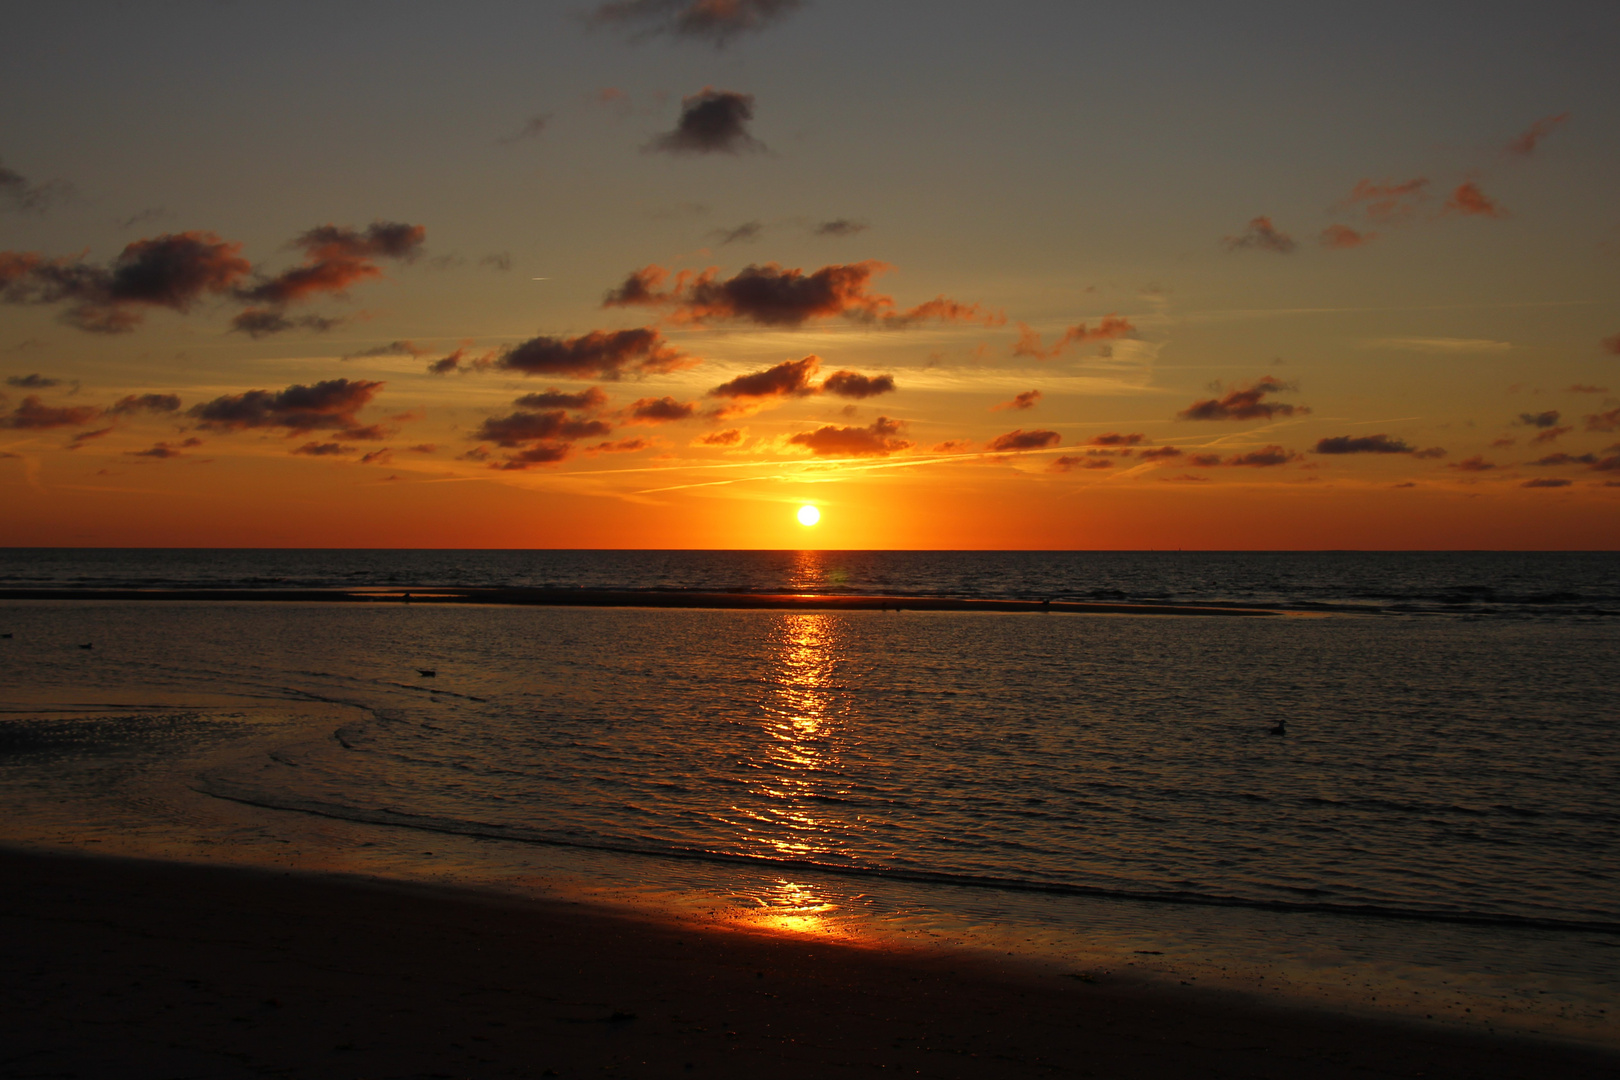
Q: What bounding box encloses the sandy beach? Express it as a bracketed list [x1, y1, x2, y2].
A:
[1, 847, 1613, 1080]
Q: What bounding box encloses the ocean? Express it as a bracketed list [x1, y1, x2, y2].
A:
[1, 549, 1616, 1044]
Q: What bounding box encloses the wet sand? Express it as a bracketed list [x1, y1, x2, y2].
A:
[1, 847, 1611, 1080]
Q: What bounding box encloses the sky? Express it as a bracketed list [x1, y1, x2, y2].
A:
[2, 0, 1618, 549]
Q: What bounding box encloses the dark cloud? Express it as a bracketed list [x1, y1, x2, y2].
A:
[1314, 434, 1415, 454]
[1222, 216, 1296, 254]
[67, 426, 114, 448]
[292, 442, 354, 457]
[1531, 452, 1597, 466]
[1584, 406, 1620, 433]
[1177, 377, 1306, 422]
[1138, 446, 1183, 460]
[586, 437, 653, 454]
[1447, 455, 1497, 472]
[821, 370, 895, 399]
[697, 427, 743, 446]
[189, 378, 384, 435]
[1049, 455, 1112, 472]
[992, 390, 1041, 411]
[426, 347, 494, 376]
[1087, 432, 1144, 447]
[0, 160, 73, 213]
[987, 428, 1061, 453]
[230, 309, 343, 339]
[1226, 445, 1300, 467]
[109, 393, 181, 415]
[814, 219, 867, 237]
[788, 415, 911, 457]
[1011, 316, 1135, 359]
[0, 232, 251, 333]
[604, 260, 999, 328]
[496, 328, 688, 380]
[343, 340, 428, 361]
[713, 221, 763, 245]
[649, 88, 763, 154]
[236, 221, 425, 312]
[495, 444, 573, 469]
[1522, 477, 1572, 488]
[1444, 182, 1508, 218]
[709, 355, 821, 400]
[359, 448, 393, 465]
[627, 396, 697, 423]
[1517, 410, 1561, 429]
[590, 0, 803, 46]
[1, 395, 100, 429]
[515, 387, 609, 411]
[6, 373, 59, 388]
[1187, 454, 1223, 467]
[1320, 225, 1375, 249]
[1505, 113, 1570, 158]
[126, 437, 202, 460]
[473, 409, 612, 448]
[497, 114, 552, 145]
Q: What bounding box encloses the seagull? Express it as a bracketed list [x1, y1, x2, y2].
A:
[78, 642, 93, 650]
[417, 668, 436, 677]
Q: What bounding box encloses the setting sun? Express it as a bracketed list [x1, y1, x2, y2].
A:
[796, 505, 821, 527]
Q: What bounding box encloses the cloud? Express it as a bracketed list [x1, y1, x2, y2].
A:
[126, 437, 202, 460]
[1531, 425, 1571, 445]
[480, 252, 512, 272]
[1011, 316, 1135, 359]
[648, 88, 763, 154]
[358, 448, 393, 465]
[713, 221, 763, 245]
[1367, 337, 1511, 353]
[1138, 446, 1183, 460]
[514, 387, 609, 411]
[1585, 406, 1620, 433]
[1516, 410, 1561, 429]
[1086, 432, 1144, 448]
[1313, 434, 1428, 455]
[497, 113, 552, 145]
[1, 395, 100, 429]
[0, 232, 251, 333]
[627, 395, 697, 423]
[1049, 455, 1112, 472]
[1447, 455, 1497, 472]
[292, 442, 354, 457]
[496, 444, 574, 469]
[1226, 445, 1300, 467]
[696, 427, 743, 446]
[814, 219, 867, 237]
[1222, 216, 1296, 254]
[1320, 224, 1375, 249]
[1601, 333, 1620, 356]
[1160, 473, 1210, 483]
[603, 260, 999, 328]
[496, 328, 690, 379]
[821, 370, 895, 399]
[1522, 477, 1572, 488]
[406, 443, 437, 454]
[1176, 376, 1306, 421]
[1443, 181, 1508, 218]
[987, 428, 1061, 453]
[708, 355, 820, 400]
[230, 309, 343, 338]
[992, 390, 1041, 411]
[236, 221, 425, 317]
[1505, 113, 1570, 158]
[189, 378, 384, 435]
[0, 160, 73, 213]
[788, 415, 912, 457]
[1337, 178, 1429, 225]
[589, 0, 803, 45]
[109, 392, 181, 414]
[1187, 453, 1223, 466]
[1567, 384, 1609, 394]
[1530, 452, 1597, 466]
[343, 340, 428, 361]
[586, 437, 653, 454]
[66, 426, 113, 448]
[931, 439, 972, 453]
[6, 373, 59, 388]
[426, 347, 494, 376]
[473, 408, 612, 448]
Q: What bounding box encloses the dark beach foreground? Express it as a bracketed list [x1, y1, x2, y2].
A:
[1, 848, 1612, 1080]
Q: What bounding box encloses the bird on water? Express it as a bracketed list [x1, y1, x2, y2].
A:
[1268, 719, 1287, 736]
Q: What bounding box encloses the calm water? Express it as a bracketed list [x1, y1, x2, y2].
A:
[1, 550, 1617, 1040]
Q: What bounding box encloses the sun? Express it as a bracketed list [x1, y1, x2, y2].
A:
[796, 504, 821, 527]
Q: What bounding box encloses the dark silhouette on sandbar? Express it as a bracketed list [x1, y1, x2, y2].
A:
[417, 668, 436, 677]
[1268, 719, 1287, 736]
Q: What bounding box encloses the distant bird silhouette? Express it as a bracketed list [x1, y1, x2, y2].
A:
[0, 632, 12, 639]
[417, 668, 436, 677]
[77, 642, 93, 650]
[1268, 719, 1287, 736]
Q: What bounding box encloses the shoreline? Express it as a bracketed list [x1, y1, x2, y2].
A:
[1, 845, 1614, 1080]
[0, 586, 1284, 616]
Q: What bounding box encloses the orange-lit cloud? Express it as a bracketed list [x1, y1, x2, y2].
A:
[109, 393, 181, 415]
[1222, 216, 1296, 254]
[1177, 376, 1306, 421]
[696, 427, 743, 446]
[1600, 333, 1620, 356]
[1444, 181, 1508, 218]
[1505, 113, 1570, 158]
[987, 428, 1061, 452]
[1566, 384, 1608, 394]
[1337, 178, 1429, 225]
[473, 408, 612, 447]
[626, 396, 698, 423]
[992, 390, 1041, 411]
[787, 416, 912, 456]
[821, 370, 895, 399]
[709, 355, 820, 400]
[604, 261, 999, 328]
[1320, 224, 1375, 249]
[1049, 455, 1112, 471]
[189, 378, 384, 435]
[1, 395, 101, 429]
[1011, 316, 1135, 359]
[495, 328, 689, 379]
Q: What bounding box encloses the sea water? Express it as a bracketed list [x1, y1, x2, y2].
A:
[1, 550, 1616, 1043]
